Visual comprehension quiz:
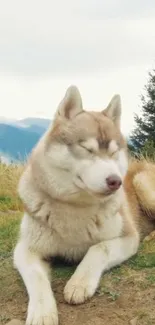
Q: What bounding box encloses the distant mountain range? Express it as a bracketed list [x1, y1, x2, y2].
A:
[0, 116, 131, 164]
[0, 117, 51, 163]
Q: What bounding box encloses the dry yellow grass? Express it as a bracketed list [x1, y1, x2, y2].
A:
[0, 163, 24, 211]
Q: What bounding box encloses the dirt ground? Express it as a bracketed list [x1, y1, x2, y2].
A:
[1, 257, 155, 325]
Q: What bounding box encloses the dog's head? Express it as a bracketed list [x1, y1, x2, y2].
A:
[45, 86, 128, 200]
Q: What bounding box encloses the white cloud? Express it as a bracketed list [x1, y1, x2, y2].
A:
[0, 64, 151, 136]
[0, 0, 155, 135]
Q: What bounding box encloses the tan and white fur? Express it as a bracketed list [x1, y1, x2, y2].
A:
[13, 86, 155, 325]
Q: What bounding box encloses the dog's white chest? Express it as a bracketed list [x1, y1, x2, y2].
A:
[51, 208, 123, 260]
[23, 205, 123, 261]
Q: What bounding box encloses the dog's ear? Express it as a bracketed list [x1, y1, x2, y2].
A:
[57, 85, 83, 119]
[102, 94, 121, 128]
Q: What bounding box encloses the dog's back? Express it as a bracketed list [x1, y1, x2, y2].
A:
[124, 158, 155, 239]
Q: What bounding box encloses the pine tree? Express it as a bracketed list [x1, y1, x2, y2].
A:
[130, 69, 155, 156]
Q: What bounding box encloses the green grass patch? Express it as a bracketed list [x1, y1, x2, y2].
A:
[127, 252, 155, 269]
[53, 265, 76, 279]
[126, 241, 155, 270]
[0, 212, 21, 257]
[0, 196, 12, 204]
[97, 287, 120, 301]
[0, 195, 23, 212]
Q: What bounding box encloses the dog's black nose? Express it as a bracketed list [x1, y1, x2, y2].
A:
[106, 175, 122, 191]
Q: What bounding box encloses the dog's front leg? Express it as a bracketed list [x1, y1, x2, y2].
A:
[64, 234, 139, 304]
[14, 241, 58, 325]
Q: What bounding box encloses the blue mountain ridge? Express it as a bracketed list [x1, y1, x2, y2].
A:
[0, 118, 51, 162]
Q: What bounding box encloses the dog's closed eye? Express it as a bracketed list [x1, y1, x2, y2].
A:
[79, 139, 99, 155]
[80, 145, 94, 154]
[110, 150, 119, 157]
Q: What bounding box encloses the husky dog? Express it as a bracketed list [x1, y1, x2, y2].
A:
[13, 86, 155, 325]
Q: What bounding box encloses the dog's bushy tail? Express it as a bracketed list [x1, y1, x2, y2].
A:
[132, 161, 155, 220]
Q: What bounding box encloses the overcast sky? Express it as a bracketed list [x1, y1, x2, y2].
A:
[0, 0, 155, 135]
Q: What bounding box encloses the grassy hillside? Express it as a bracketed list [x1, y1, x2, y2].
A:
[0, 163, 24, 211]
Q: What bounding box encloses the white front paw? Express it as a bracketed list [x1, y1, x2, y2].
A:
[64, 273, 98, 305]
[26, 300, 58, 325]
